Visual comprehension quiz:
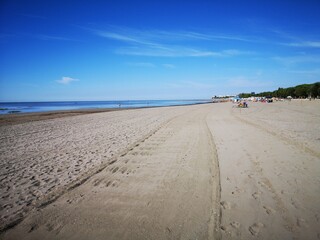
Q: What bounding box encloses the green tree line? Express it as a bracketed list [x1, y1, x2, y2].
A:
[239, 82, 320, 98]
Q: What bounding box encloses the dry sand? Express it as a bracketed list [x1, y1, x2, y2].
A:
[0, 100, 319, 239]
[208, 100, 320, 239]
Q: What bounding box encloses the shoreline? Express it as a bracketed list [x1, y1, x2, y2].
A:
[3, 98, 317, 127]
[0, 102, 213, 126]
[0, 108, 125, 126]
[0, 100, 212, 116]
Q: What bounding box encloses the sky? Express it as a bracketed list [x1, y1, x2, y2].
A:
[1, 0, 320, 101]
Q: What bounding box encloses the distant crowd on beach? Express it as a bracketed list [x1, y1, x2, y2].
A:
[212, 95, 319, 109]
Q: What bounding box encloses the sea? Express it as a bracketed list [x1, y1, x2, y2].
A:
[0, 100, 212, 114]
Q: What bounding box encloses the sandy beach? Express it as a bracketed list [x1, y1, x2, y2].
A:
[1, 100, 319, 239]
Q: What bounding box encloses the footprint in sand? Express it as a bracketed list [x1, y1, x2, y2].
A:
[230, 221, 240, 229]
[220, 201, 232, 210]
[220, 225, 226, 231]
[234, 187, 245, 194]
[252, 191, 261, 200]
[105, 180, 112, 187]
[111, 167, 119, 174]
[263, 206, 275, 215]
[249, 223, 264, 236]
[139, 151, 152, 156]
[112, 180, 120, 187]
[93, 178, 103, 186]
[28, 223, 39, 233]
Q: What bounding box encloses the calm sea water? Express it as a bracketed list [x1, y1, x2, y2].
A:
[0, 100, 211, 114]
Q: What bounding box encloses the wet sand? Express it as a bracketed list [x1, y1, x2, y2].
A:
[1, 100, 319, 239]
[0, 108, 124, 126]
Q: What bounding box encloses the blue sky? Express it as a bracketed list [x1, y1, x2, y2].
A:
[1, 0, 320, 101]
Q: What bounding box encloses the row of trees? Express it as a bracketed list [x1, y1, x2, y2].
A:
[239, 82, 320, 99]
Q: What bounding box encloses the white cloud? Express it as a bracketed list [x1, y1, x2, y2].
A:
[87, 26, 254, 58]
[56, 76, 79, 84]
[94, 30, 151, 45]
[116, 46, 253, 57]
[89, 27, 255, 43]
[116, 46, 243, 57]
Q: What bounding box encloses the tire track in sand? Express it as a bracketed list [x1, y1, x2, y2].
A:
[231, 111, 320, 159]
[0, 112, 176, 233]
[2, 104, 221, 240]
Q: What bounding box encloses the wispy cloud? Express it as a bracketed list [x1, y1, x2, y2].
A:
[116, 46, 253, 57]
[273, 55, 320, 66]
[56, 76, 79, 84]
[285, 41, 320, 48]
[89, 26, 255, 43]
[93, 30, 157, 46]
[271, 29, 320, 48]
[116, 46, 222, 57]
[87, 26, 254, 57]
[134, 30, 255, 43]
